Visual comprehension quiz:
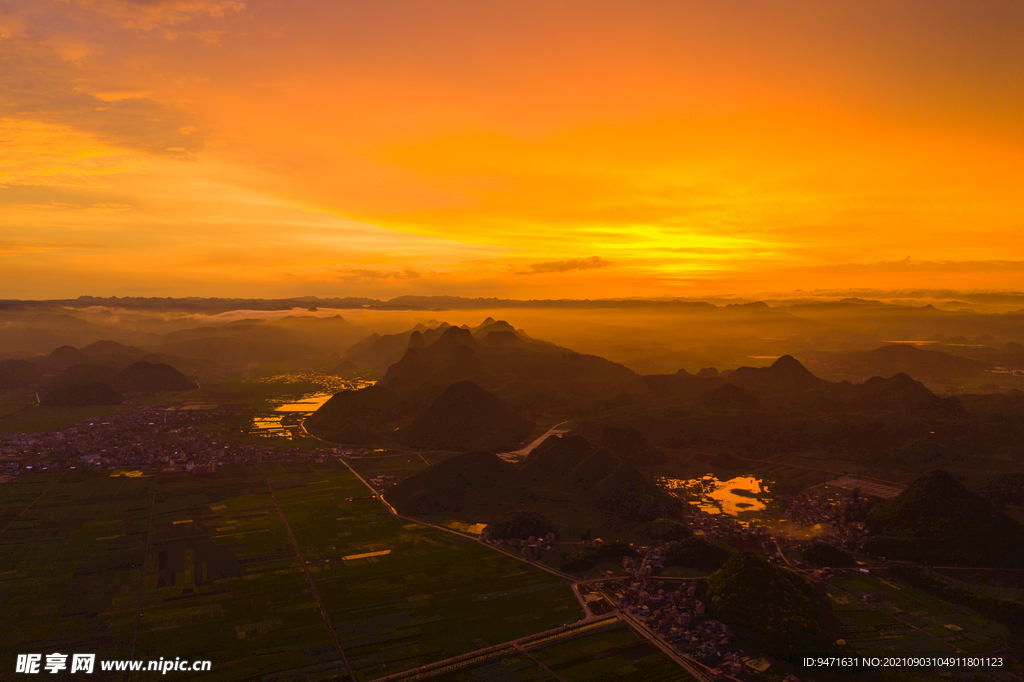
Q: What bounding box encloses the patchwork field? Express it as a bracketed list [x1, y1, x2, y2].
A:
[825, 573, 1011, 657]
[266, 463, 585, 681]
[1, 464, 587, 681]
[428, 622, 692, 682]
[131, 466, 345, 682]
[0, 405, 128, 434]
[0, 471, 152, 669]
[345, 454, 431, 484]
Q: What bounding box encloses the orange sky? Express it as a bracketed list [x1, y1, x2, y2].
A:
[2, 1, 1023, 299]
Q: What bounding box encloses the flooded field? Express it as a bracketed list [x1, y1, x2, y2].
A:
[251, 415, 294, 438]
[250, 375, 375, 439]
[272, 392, 335, 412]
[658, 474, 774, 523]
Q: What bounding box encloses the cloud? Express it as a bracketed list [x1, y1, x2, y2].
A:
[0, 242, 104, 256]
[62, 0, 245, 31]
[0, 11, 25, 40]
[804, 258, 1024, 275]
[87, 202, 131, 212]
[41, 34, 96, 62]
[93, 90, 154, 103]
[0, 31, 208, 157]
[0, 118, 143, 187]
[336, 268, 422, 281]
[517, 256, 609, 275]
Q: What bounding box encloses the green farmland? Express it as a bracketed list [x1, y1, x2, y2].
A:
[131, 466, 345, 682]
[428, 622, 692, 682]
[345, 454, 431, 484]
[826, 573, 1012, 660]
[266, 463, 584, 680]
[0, 472, 151, 667]
[1, 463, 585, 681]
[0, 405, 128, 434]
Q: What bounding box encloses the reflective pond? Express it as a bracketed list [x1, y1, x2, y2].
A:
[250, 376, 376, 439]
[657, 474, 773, 521]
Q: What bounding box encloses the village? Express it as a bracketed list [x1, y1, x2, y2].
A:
[0, 404, 337, 480]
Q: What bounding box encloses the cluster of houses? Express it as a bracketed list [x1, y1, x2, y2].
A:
[366, 474, 400, 490]
[0, 404, 341, 477]
[482, 532, 557, 559]
[607, 576, 745, 665]
[780, 488, 868, 551]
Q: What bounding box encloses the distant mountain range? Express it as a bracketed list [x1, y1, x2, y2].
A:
[308, 319, 639, 444]
[0, 312, 368, 374]
[1, 341, 198, 405]
[619, 354, 958, 415]
[6, 293, 1024, 312]
[378, 322, 636, 410]
[805, 343, 991, 385]
[309, 320, 1009, 458]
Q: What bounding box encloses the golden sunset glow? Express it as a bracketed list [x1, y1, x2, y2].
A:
[3, 1, 1023, 298]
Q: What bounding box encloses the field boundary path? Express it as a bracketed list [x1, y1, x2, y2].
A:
[511, 642, 568, 682]
[370, 615, 620, 682]
[337, 458, 711, 681]
[609, 604, 717, 682]
[825, 577, 965, 654]
[263, 467, 357, 682]
[0, 470, 67, 536]
[127, 470, 159, 682]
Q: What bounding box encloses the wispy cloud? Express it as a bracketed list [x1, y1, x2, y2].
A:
[516, 256, 609, 275]
[337, 268, 423, 281]
[62, 0, 245, 31]
[804, 258, 1024, 274]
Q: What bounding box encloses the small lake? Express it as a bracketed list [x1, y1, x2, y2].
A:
[250, 377, 375, 439]
[273, 393, 335, 412]
[657, 474, 773, 521]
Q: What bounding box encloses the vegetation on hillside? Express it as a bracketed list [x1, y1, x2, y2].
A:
[706, 551, 837, 661]
[398, 380, 534, 452]
[801, 541, 857, 568]
[485, 511, 555, 540]
[40, 381, 124, 407]
[662, 537, 733, 572]
[864, 469, 1024, 567]
[644, 518, 692, 543]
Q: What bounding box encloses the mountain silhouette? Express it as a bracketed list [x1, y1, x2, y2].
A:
[398, 381, 534, 452]
[727, 355, 825, 395]
[707, 551, 837, 660]
[41, 381, 124, 407]
[380, 320, 636, 413]
[599, 425, 666, 465]
[385, 451, 532, 516]
[864, 469, 1024, 567]
[522, 435, 682, 521]
[304, 385, 405, 442]
[697, 383, 762, 410]
[0, 359, 41, 389]
[342, 322, 451, 375]
[828, 344, 986, 380]
[117, 361, 197, 391]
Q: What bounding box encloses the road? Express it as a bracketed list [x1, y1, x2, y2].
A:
[499, 421, 571, 461]
[0, 470, 67, 536]
[127, 469, 159, 682]
[609, 604, 716, 682]
[262, 469, 357, 682]
[304, 418, 708, 680]
[370, 616, 620, 682]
